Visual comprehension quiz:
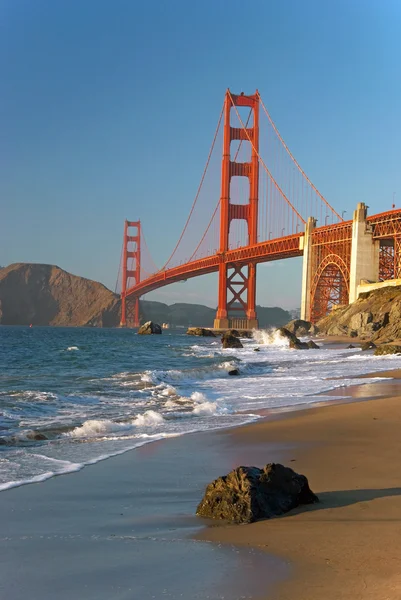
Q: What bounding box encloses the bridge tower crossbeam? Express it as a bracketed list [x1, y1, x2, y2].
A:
[214, 90, 260, 330]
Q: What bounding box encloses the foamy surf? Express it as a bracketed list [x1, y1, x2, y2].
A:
[2, 326, 401, 492]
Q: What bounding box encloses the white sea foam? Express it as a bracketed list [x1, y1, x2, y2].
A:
[67, 346, 79, 351]
[4, 327, 401, 494]
[252, 328, 289, 347]
[132, 410, 165, 427]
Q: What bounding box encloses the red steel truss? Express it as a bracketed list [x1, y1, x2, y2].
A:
[370, 209, 401, 281]
[309, 221, 353, 322]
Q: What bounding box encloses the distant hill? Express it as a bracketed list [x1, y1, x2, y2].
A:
[0, 263, 120, 327]
[0, 263, 291, 328]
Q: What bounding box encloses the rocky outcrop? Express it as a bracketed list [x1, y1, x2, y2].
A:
[278, 327, 319, 349]
[138, 321, 162, 335]
[361, 341, 376, 351]
[197, 463, 318, 524]
[0, 263, 121, 327]
[221, 332, 243, 349]
[285, 319, 318, 336]
[317, 285, 401, 342]
[186, 327, 216, 337]
[374, 345, 401, 356]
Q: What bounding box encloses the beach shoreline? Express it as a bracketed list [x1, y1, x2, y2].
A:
[195, 372, 401, 599]
[2, 342, 401, 598]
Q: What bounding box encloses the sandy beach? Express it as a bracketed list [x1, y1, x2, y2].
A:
[197, 374, 401, 599]
[2, 363, 401, 598]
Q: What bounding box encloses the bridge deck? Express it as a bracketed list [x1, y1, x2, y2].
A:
[126, 233, 303, 298]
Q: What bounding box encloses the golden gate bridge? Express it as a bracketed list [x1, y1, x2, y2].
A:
[117, 90, 401, 328]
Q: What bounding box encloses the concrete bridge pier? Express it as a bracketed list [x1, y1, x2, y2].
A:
[348, 202, 379, 303]
[300, 202, 380, 322]
[300, 217, 316, 321]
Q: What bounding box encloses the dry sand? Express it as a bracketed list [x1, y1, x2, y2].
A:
[196, 377, 401, 599]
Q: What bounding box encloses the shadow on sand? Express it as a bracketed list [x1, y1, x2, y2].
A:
[288, 487, 401, 516]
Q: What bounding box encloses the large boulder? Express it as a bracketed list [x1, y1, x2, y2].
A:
[285, 319, 318, 336]
[374, 345, 401, 356]
[278, 327, 309, 349]
[138, 321, 162, 335]
[186, 327, 216, 337]
[221, 332, 243, 349]
[197, 463, 318, 524]
[360, 341, 376, 351]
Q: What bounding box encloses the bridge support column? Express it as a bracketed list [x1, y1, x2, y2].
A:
[120, 220, 141, 327]
[300, 217, 316, 321]
[349, 203, 379, 303]
[214, 89, 260, 330]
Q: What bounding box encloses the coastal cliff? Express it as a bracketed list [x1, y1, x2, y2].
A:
[0, 263, 291, 328]
[317, 284, 401, 342]
[0, 263, 120, 327]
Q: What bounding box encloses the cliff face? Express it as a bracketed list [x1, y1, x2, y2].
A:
[0, 263, 292, 328]
[317, 285, 401, 343]
[0, 263, 120, 326]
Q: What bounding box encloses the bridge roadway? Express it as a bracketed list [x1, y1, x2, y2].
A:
[126, 233, 304, 298]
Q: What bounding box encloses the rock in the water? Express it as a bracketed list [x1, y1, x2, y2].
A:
[197, 463, 318, 524]
[361, 341, 376, 351]
[228, 369, 240, 376]
[306, 340, 320, 349]
[347, 344, 356, 349]
[279, 328, 310, 349]
[221, 332, 243, 349]
[138, 321, 162, 335]
[186, 327, 216, 337]
[285, 319, 318, 337]
[278, 327, 300, 345]
[374, 345, 401, 356]
[254, 347, 260, 352]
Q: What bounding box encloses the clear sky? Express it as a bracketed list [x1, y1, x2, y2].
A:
[2, 0, 400, 309]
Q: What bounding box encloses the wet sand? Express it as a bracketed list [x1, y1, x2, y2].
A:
[196, 377, 401, 599]
[0, 424, 289, 600]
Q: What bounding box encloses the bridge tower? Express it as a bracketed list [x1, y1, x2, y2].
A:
[120, 220, 141, 328]
[214, 90, 260, 330]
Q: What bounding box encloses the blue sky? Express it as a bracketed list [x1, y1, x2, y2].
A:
[2, 0, 400, 309]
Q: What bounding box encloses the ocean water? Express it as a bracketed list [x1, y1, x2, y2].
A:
[1, 325, 401, 492]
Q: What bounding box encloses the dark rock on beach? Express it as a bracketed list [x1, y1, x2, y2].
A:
[186, 327, 216, 337]
[197, 462, 318, 524]
[360, 341, 376, 351]
[221, 332, 243, 349]
[138, 321, 162, 335]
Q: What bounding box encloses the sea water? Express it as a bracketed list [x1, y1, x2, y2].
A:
[1, 325, 401, 491]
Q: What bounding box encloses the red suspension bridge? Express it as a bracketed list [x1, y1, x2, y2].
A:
[118, 90, 401, 328]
